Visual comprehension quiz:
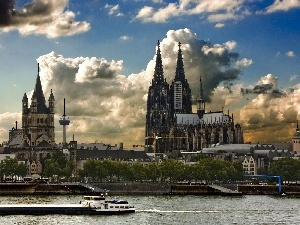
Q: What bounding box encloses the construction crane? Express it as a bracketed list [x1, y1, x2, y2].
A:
[145, 134, 188, 153]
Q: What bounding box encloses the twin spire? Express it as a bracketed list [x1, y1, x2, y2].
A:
[153, 40, 164, 83]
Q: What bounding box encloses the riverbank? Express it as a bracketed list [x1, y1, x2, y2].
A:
[1, 182, 300, 195]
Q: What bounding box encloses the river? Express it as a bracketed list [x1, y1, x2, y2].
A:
[1, 195, 300, 224]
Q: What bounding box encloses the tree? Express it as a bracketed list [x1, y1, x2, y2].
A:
[144, 162, 161, 182]
[78, 160, 100, 182]
[0, 158, 26, 180]
[269, 158, 300, 182]
[160, 159, 184, 182]
[43, 150, 73, 180]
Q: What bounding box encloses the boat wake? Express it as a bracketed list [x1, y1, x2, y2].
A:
[136, 209, 220, 213]
[136, 209, 297, 214]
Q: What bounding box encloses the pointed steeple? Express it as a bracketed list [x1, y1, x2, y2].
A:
[197, 76, 205, 118]
[145, 41, 171, 153]
[199, 76, 204, 99]
[31, 63, 48, 113]
[170, 42, 192, 114]
[175, 42, 185, 81]
[296, 120, 299, 133]
[153, 40, 165, 84]
[22, 92, 28, 102]
[48, 89, 55, 113]
[22, 92, 28, 114]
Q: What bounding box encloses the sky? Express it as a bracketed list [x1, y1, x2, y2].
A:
[0, 0, 300, 147]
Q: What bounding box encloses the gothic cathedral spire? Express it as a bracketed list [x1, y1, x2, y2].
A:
[145, 41, 171, 153]
[170, 42, 192, 114]
[197, 76, 205, 118]
[153, 40, 165, 84]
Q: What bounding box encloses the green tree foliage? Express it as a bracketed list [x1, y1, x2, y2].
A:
[144, 162, 161, 182]
[43, 150, 73, 180]
[78, 158, 245, 184]
[160, 159, 184, 182]
[269, 158, 300, 181]
[0, 158, 26, 180]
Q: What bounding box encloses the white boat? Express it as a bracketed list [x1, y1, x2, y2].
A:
[0, 195, 135, 215]
[80, 195, 135, 214]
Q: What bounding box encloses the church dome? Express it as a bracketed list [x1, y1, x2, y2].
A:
[294, 131, 300, 137]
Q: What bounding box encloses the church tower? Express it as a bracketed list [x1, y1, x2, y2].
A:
[170, 42, 192, 115]
[22, 64, 55, 148]
[145, 41, 171, 153]
[197, 76, 205, 118]
[292, 120, 300, 154]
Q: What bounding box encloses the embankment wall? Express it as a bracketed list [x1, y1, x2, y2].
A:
[1, 183, 300, 195]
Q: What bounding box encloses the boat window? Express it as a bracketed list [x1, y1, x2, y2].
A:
[84, 196, 105, 200]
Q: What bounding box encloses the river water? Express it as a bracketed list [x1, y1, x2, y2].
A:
[1, 195, 300, 224]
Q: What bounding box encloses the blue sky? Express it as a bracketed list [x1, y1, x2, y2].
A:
[0, 0, 300, 146]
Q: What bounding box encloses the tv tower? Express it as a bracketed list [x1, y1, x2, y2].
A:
[59, 98, 70, 147]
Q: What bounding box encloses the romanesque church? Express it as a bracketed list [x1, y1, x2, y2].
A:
[6, 65, 56, 162]
[145, 41, 244, 153]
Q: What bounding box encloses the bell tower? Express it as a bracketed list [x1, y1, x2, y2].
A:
[145, 41, 171, 153]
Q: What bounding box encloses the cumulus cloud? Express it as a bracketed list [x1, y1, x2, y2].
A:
[238, 74, 300, 143]
[104, 4, 124, 16]
[215, 23, 225, 28]
[135, 1, 300, 25]
[224, 41, 237, 50]
[290, 75, 298, 82]
[265, 0, 300, 13]
[236, 58, 253, 69]
[0, 0, 90, 38]
[0, 112, 21, 144]
[120, 35, 131, 41]
[134, 0, 247, 24]
[241, 74, 286, 97]
[286, 51, 296, 57]
[34, 51, 150, 145]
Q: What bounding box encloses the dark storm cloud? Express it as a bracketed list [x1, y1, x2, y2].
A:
[0, 0, 15, 25]
[241, 83, 286, 98]
[0, 0, 90, 38]
[0, 0, 53, 26]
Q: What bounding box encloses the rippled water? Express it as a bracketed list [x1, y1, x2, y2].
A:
[1, 195, 300, 224]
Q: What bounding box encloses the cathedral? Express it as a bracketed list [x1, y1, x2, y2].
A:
[145, 41, 244, 153]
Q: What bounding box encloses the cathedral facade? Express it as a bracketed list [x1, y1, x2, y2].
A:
[145, 41, 244, 153]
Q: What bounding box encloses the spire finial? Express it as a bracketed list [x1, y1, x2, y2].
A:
[178, 42, 181, 49]
[38, 63, 40, 74]
[200, 76, 204, 98]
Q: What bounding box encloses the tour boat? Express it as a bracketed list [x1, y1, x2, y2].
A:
[0, 195, 135, 215]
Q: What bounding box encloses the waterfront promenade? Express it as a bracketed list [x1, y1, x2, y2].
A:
[1, 182, 300, 195]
